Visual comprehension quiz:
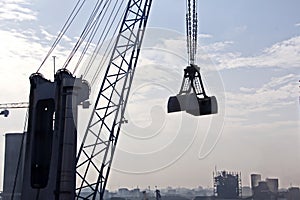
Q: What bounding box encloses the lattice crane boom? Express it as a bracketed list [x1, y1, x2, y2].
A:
[0, 102, 29, 109]
[75, 0, 153, 199]
[0, 102, 29, 117]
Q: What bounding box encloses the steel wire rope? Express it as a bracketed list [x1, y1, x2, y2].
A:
[70, 0, 116, 74]
[193, 0, 198, 63]
[89, 2, 127, 86]
[72, 0, 124, 75]
[80, 0, 125, 78]
[36, 0, 87, 73]
[62, 0, 111, 70]
[186, 1, 191, 66]
[61, 0, 108, 69]
[81, 1, 125, 83]
[71, 0, 114, 75]
[187, 0, 192, 64]
[10, 109, 29, 200]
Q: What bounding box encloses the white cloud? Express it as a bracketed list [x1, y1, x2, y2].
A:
[41, 28, 56, 41]
[225, 74, 299, 120]
[201, 41, 234, 52]
[295, 23, 300, 27]
[199, 34, 213, 39]
[217, 36, 300, 69]
[0, 0, 37, 21]
[234, 25, 247, 33]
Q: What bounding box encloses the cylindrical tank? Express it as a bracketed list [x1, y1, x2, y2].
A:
[266, 178, 278, 193]
[251, 174, 262, 189]
[2, 133, 24, 200]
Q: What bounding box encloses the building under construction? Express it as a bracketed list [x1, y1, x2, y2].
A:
[213, 171, 242, 199]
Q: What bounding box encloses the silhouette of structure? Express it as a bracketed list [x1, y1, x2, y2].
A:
[213, 171, 241, 199]
[2, 133, 24, 200]
[250, 174, 279, 200]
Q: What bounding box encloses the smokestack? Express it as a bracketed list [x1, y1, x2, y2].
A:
[251, 174, 262, 189]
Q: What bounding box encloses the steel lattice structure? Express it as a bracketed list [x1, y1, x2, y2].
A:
[75, 0, 153, 199]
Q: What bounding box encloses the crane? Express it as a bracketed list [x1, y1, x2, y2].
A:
[6, 0, 217, 199]
[0, 102, 28, 117]
[75, 0, 153, 199]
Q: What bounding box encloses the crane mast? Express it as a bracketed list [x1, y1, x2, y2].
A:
[75, 0, 153, 199]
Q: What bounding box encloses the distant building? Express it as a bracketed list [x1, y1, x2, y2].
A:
[117, 188, 130, 198]
[213, 171, 242, 199]
[252, 181, 273, 200]
[251, 174, 262, 189]
[130, 188, 141, 198]
[250, 174, 279, 200]
[194, 197, 214, 200]
[2, 133, 24, 200]
[287, 187, 300, 200]
[242, 186, 252, 197]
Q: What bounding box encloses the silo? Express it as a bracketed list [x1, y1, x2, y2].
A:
[2, 133, 24, 200]
[251, 174, 261, 189]
[266, 178, 278, 193]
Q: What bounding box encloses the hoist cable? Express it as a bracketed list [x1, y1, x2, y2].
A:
[90, 6, 126, 87]
[71, 0, 115, 74]
[186, 2, 190, 65]
[36, 0, 86, 73]
[10, 109, 29, 200]
[82, 0, 124, 78]
[73, 0, 124, 76]
[63, 0, 108, 68]
[186, 0, 198, 65]
[82, 0, 125, 83]
[62, 0, 110, 69]
[192, 0, 198, 63]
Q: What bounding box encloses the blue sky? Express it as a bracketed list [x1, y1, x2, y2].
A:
[0, 0, 299, 192]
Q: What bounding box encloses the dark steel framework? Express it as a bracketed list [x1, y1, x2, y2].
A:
[75, 0, 153, 199]
[213, 171, 242, 199]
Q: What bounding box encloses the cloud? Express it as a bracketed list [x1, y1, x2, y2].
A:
[216, 36, 300, 69]
[225, 74, 299, 120]
[234, 25, 247, 33]
[142, 29, 300, 72]
[201, 41, 234, 52]
[0, 0, 37, 22]
[199, 34, 213, 39]
[295, 23, 300, 27]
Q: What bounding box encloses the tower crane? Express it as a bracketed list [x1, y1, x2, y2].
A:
[0, 102, 28, 117]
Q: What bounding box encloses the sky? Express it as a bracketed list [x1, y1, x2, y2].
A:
[0, 0, 299, 192]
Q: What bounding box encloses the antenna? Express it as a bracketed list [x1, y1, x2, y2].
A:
[53, 56, 57, 76]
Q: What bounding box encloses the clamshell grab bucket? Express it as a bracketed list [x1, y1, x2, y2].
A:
[167, 95, 188, 113]
[167, 93, 218, 116]
[186, 94, 218, 116]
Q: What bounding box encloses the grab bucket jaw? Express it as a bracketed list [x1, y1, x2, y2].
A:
[167, 94, 218, 116]
[167, 95, 188, 113]
[186, 94, 218, 116]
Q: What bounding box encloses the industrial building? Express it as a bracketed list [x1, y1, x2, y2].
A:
[213, 171, 242, 199]
[2, 133, 24, 200]
[249, 173, 300, 200]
